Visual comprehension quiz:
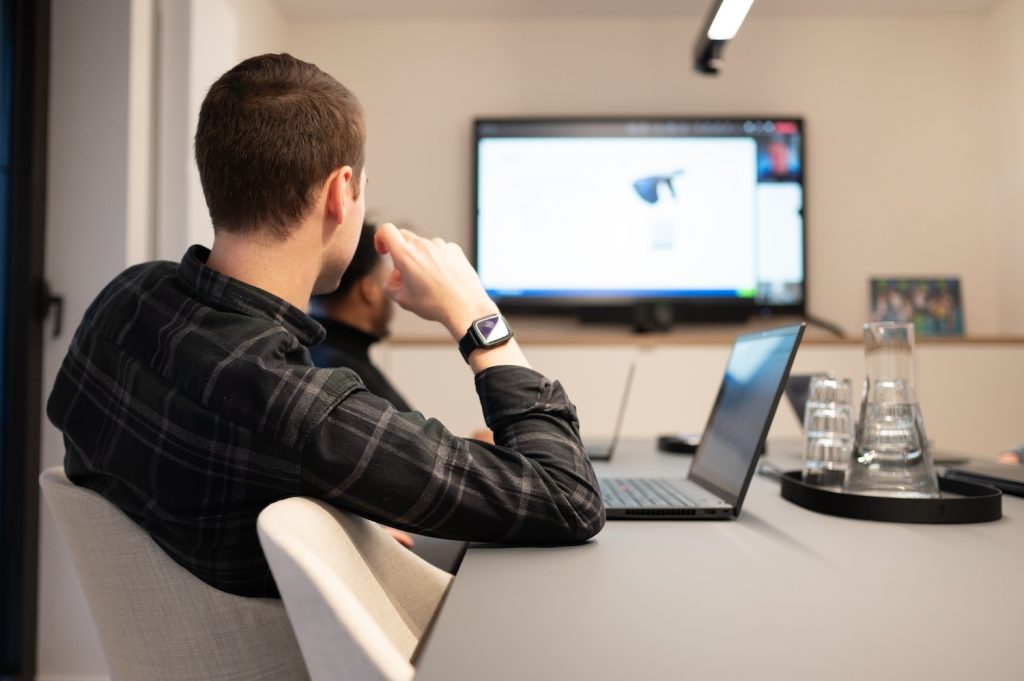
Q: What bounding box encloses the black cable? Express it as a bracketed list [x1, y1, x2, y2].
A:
[803, 313, 846, 339]
[756, 460, 787, 482]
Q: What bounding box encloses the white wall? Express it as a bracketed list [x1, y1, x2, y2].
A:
[986, 0, 1024, 335]
[38, 1, 289, 679]
[286, 13, 1011, 338]
[39, 2, 151, 677]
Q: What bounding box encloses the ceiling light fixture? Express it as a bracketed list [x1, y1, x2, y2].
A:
[693, 0, 756, 75]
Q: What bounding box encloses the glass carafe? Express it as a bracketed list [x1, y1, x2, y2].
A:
[845, 322, 940, 498]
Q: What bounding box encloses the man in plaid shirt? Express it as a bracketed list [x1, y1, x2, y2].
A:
[46, 53, 605, 597]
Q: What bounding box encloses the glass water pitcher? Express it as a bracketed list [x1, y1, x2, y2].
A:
[844, 322, 940, 498]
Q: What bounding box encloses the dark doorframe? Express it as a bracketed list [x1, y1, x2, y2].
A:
[1, 0, 50, 678]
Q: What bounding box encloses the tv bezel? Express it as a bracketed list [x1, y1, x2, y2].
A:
[471, 116, 807, 324]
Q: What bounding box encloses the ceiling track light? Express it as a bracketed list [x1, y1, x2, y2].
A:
[693, 0, 756, 76]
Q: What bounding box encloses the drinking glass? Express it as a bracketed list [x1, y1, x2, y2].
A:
[802, 375, 854, 489]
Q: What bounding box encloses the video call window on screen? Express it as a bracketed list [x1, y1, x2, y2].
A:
[472, 118, 806, 319]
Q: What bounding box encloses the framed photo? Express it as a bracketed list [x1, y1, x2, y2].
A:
[869, 277, 964, 337]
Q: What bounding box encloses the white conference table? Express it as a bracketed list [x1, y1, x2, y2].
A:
[414, 440, 1024, 681]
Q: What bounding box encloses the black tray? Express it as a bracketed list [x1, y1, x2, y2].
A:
[779, 471, 1002, 523]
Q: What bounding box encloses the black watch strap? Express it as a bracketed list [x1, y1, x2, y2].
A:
[457, 331, 479, 363]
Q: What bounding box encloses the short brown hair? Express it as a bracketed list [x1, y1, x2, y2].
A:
[194, 53, 365, 238]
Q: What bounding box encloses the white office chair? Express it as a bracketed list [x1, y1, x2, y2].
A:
[39, 467, 309, 681]
[257, 497, 453, 681]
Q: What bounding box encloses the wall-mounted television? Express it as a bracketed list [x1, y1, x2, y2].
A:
[473, 117, 806, 329]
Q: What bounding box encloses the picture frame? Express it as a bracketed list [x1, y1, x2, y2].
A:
[869, 277, 964, 337]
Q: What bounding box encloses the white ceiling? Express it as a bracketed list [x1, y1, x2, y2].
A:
[273, 0, 1002, 21]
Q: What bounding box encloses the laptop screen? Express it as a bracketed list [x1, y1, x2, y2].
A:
[689, 324, 804, 508]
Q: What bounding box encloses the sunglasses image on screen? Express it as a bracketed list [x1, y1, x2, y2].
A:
[633, 169, 685, 204]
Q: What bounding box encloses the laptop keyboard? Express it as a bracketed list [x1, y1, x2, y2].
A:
[600, 478, 698, 508]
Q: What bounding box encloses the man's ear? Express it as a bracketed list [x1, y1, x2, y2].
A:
[325, 166, 354, 224]
[357, 275, 379, 306]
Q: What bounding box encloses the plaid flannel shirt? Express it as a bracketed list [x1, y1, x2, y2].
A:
[47, 246, 605, 597]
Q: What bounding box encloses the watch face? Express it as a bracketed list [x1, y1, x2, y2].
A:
[475, 315, 511, 344]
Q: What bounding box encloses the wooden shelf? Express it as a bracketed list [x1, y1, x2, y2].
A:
[387, 321, 1024, 347]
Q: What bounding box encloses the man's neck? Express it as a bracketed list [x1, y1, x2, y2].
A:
[205, 228, 319, 311]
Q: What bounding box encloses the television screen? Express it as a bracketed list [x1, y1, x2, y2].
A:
[473, 117, 805, 323]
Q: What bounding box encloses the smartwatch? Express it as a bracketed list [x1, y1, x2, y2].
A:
[458, 314, 514, 363]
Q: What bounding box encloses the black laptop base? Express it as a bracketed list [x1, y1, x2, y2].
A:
[605, 506, 732, 520]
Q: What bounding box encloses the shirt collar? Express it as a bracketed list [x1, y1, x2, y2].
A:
[177, 245, 326, 346]
[312, 316, 379, 359]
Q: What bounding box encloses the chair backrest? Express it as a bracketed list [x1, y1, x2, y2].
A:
[39, 467, 309, 681]
[257, 497, 453, 681]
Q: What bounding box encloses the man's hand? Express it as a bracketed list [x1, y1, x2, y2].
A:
[374, 223, 530, 372]
[997, 450, 1023, 465]
[373, 223, 498, 339]
[471, 428, 495, 444]
[383, 526, 415, 549]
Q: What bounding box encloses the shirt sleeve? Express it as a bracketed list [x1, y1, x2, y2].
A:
[299, 365, 606, 544]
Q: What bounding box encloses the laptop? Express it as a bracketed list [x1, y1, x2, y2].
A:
[601, 323, 805, 519]
[783, 373, 820, 424]
[584, 362, 636, 461]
